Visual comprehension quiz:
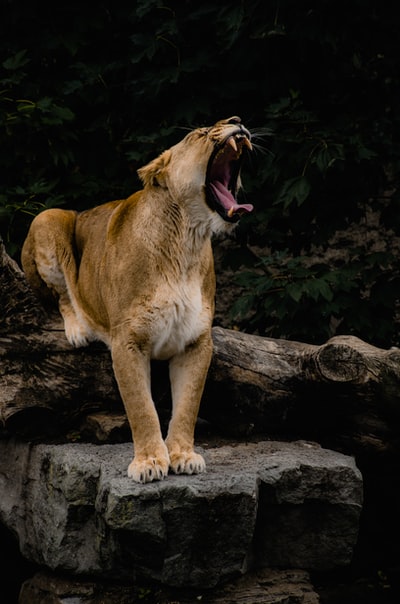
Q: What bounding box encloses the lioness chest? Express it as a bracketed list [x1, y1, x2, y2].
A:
[148, 280, 211, 360]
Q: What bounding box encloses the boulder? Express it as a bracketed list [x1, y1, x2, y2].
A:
[0, 439, 362, 589]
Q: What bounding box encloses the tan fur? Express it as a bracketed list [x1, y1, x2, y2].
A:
[21, 117, 251, 483]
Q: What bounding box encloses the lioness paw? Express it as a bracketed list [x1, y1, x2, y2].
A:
[169, 451, 206, 476]
[64, 317, 91, 348]
[127, 455, 170, 484]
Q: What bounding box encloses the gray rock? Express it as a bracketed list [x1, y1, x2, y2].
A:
[0, 439, 362, 588]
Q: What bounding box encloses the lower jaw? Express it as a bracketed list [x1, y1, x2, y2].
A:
[216, 208, 240, 223]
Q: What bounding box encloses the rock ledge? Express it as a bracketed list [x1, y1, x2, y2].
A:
[0, 439, 362, 589]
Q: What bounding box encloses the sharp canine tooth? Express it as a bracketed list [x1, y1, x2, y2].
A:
[228, 136, 238, 152]
[244, 138, 253, 150]
[227, 207, 235, 218]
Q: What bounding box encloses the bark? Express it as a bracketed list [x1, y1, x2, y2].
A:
[205, 327, 400, 442]
[0, 239, 45, 332]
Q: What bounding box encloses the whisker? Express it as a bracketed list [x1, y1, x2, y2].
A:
[249, 127, 274, 138]
[251, 142, 274, 157]
[247, 128, 275, 158]
[175, 126, 193, 133]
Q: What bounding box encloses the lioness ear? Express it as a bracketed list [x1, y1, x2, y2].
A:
[137, 150, 171, 188]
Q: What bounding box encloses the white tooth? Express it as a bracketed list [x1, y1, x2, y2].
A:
[228, 136, 238, 152]
[227, 207, 235, 218]
[244, 138, 253, 150]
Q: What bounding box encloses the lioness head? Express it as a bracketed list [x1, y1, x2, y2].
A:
[137, 116, 253, 230]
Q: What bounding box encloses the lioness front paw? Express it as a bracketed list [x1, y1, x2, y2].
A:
[127, 455, 170, 484]
[64, 316, 92, 348]
[169, 451, 206, 476]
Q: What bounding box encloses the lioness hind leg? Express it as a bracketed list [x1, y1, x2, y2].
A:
[166, 333, 213, 476]
[21, 209, 91, 347]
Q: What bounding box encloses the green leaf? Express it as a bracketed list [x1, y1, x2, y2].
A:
[286, 282, 304, 302]
[276, 176, 311, 208]
[3, 49, 30, 70]
[230, 294, 255, 319]
[314, 144, 345, 173]
[355, 145, 377, 161]
[135, 0, 162, 19]
[16, 99, 36, 114]
[35, 99, 75, 124]
[307, 279, 334, 302]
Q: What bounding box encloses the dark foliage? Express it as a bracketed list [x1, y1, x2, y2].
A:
[1, 0, 399, 345]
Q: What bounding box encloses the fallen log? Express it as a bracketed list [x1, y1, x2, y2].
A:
[1, 238, 400, 456]
[205, 326, 400, 438]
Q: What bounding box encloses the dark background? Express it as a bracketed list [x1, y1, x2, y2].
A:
[1, 0, 400, 345]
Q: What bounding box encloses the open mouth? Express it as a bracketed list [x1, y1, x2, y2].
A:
[205, 130, 254, 222]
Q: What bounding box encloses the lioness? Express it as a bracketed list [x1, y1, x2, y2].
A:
[21, 116, 253, 483]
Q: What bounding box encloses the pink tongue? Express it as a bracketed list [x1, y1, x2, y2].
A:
[210, 182, 253, 215]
